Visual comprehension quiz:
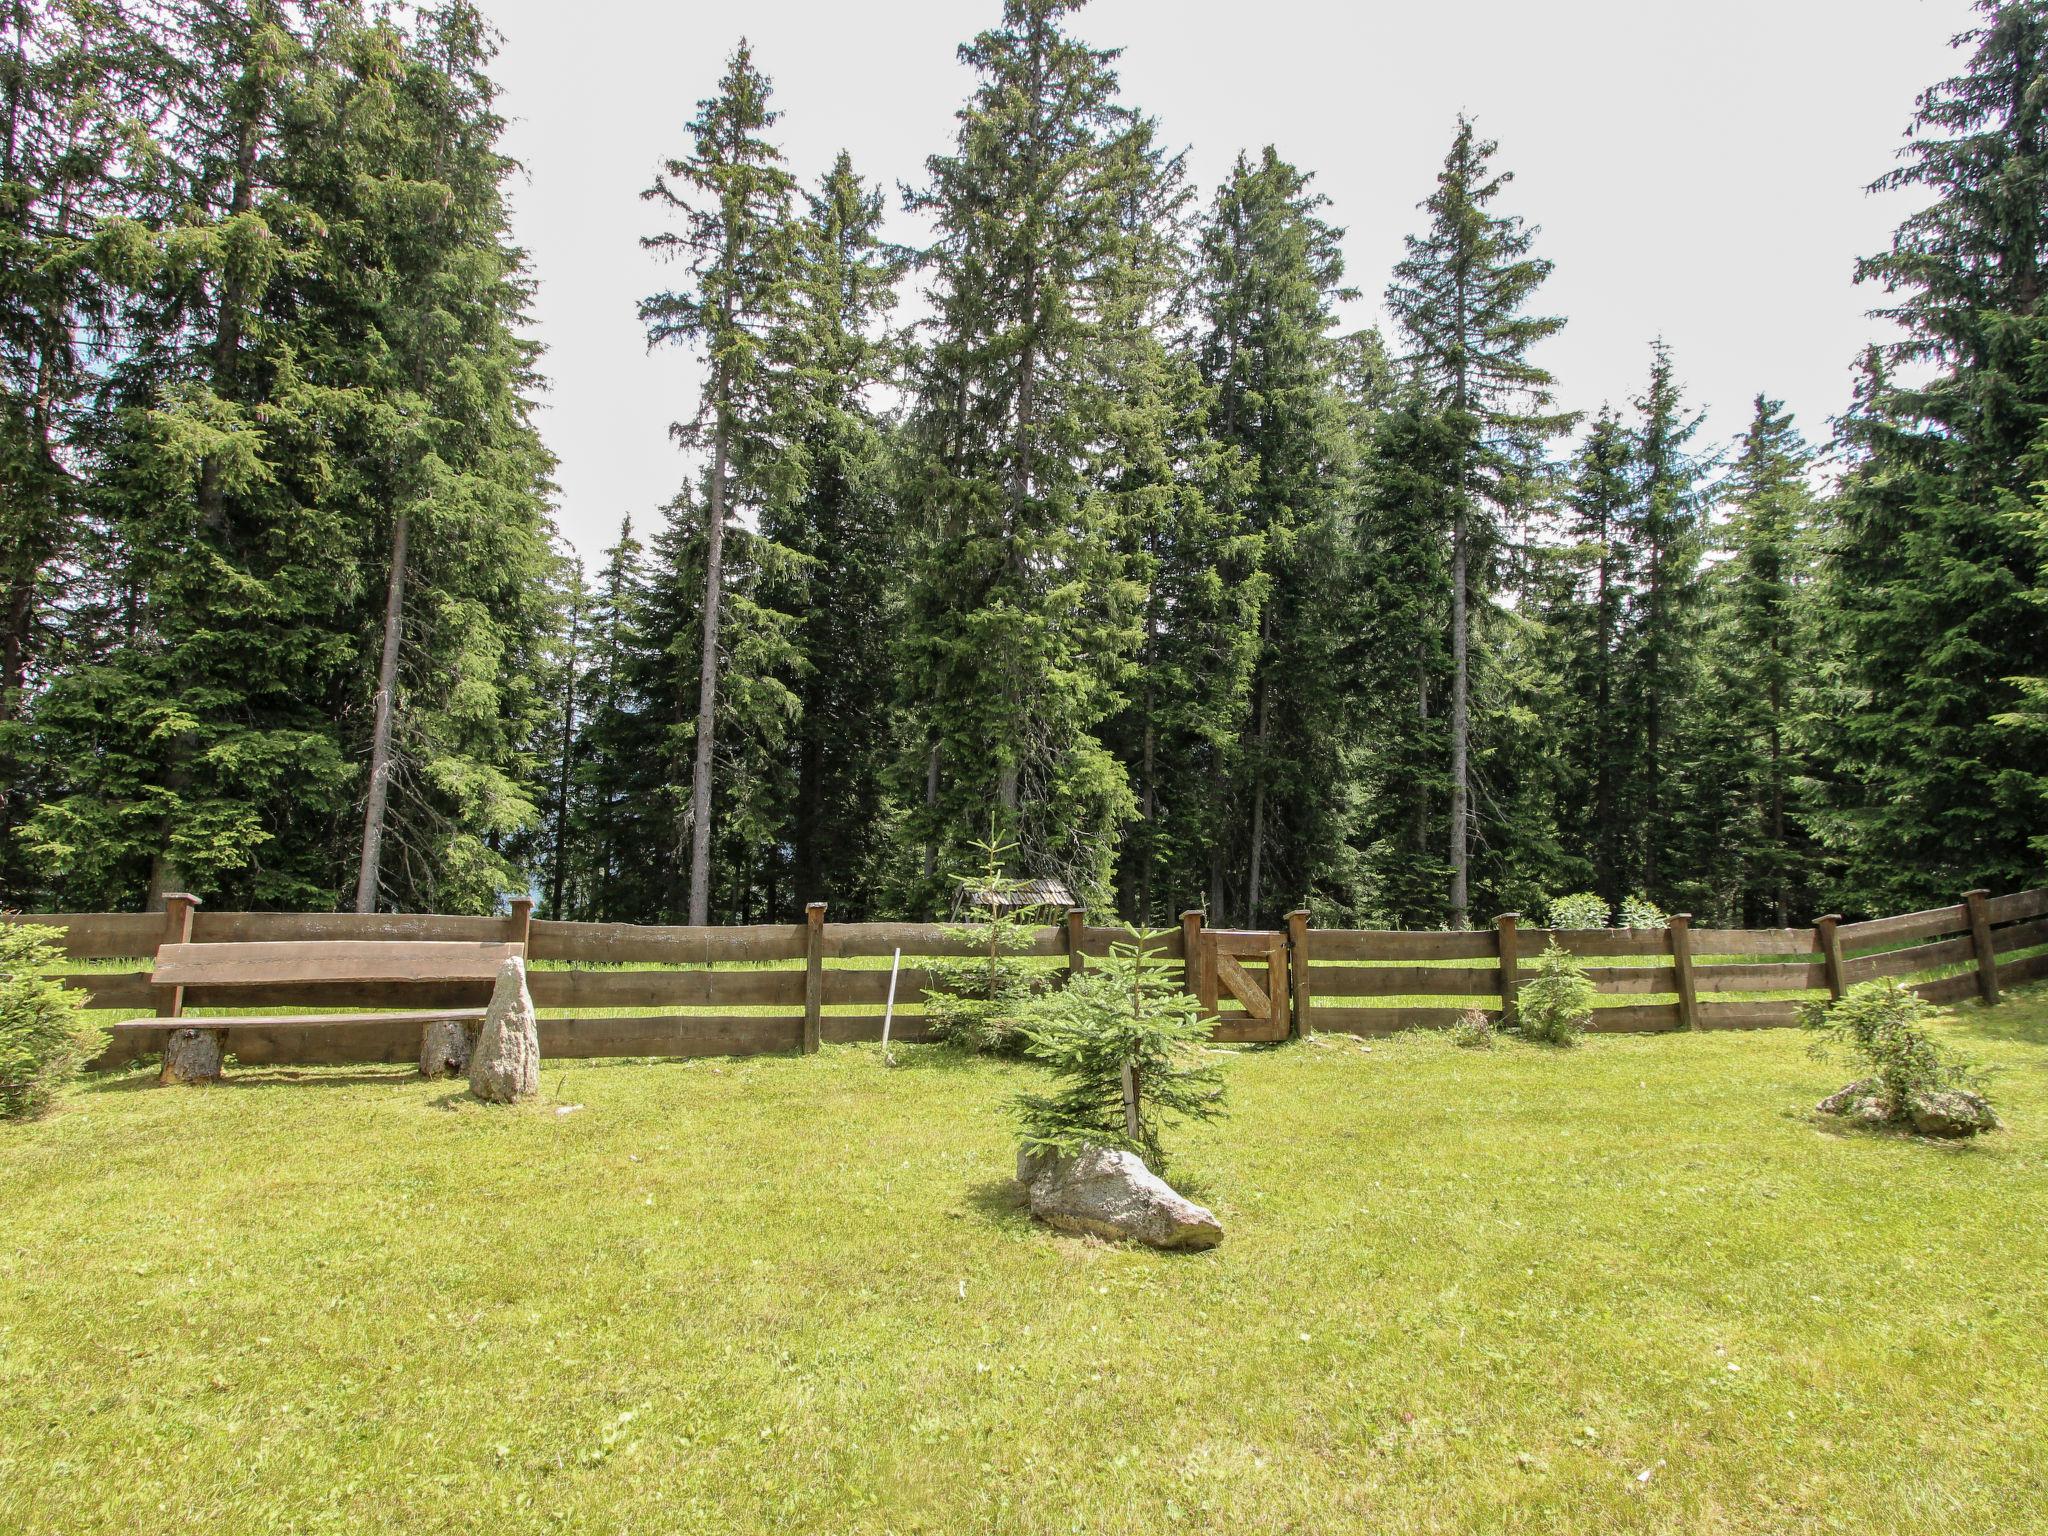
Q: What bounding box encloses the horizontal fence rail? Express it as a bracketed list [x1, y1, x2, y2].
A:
[5, 885, 2044, 1069]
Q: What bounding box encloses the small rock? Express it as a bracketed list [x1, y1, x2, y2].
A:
[1016, 1145, 1223, 1251]
[1905, 1089, 1999, 1138]
[469, 957, 540, 1104]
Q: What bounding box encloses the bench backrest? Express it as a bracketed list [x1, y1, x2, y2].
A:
[152, 940, 524, 991]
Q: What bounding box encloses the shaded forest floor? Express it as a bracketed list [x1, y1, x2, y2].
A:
[4, 989, 2046, 1534]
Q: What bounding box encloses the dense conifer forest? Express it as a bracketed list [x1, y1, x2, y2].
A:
[3, 0, 2044, 927]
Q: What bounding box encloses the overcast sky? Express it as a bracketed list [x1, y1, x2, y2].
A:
[475, 0, 1971, 562]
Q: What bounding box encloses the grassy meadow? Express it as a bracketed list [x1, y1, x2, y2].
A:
[3, 986, 2046, 1534]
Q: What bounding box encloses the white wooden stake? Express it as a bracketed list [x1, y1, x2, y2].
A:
[881, 947, 902, 1066]
[1121, 1060, 1141, 1141]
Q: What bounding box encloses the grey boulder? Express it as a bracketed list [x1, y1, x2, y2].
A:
[1905, 1089, 1999, 1138]
[1816, 1078, 2000, 1137]
[469, 957, 540, 1104]
[1017, 1145, 1223, 1251]
[1816, 1078, 1891, 1125]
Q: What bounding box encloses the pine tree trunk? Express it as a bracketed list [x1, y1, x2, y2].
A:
[685, 427, 730, 927]
[1447, 504, 1470, 929]
[922, 741, 940, 883]
[355, 509, 409, 913]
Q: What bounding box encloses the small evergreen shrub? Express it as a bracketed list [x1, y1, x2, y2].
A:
[1, 922, 94, 1120]
[924, 835, 1049, 1056]
[1450, 1010, 1495, 1049]
[1013, 930, 1226, 1170]
[1517, 940, 1594, 1046]
[1618, 893, 1668, 930]
[1802, 980, 1986, 1118]
[1545, 892, 1609, 931]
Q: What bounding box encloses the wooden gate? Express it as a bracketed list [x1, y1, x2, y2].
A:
[1195, 927, 1291, 1041]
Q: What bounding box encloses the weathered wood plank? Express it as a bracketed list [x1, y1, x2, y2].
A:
[542, 1015, 804, 1058]
[1586, 964, 1679, 995]
[1685, 929, 1821, 958]
[1514, 929, 1674, 958]
[1306, 963, 1500, 997]
[151, 940, 520, 989]
[189, 911, 511, 945]
[1214, 951, 1271, 1015]
[819, 922, 1065, 959]
[1309, 1005, 1501, 1035]
[1991, 916, 2048, 954]
[173, 980, 495, 1011]
[1073, 926, 1186, 960]
[1996, 950, 2048, 986]
[1691, 960, 1828, 992]
[109, 1007, 484, 1032]
[1909, 972, 1980, 1005]
[1695, 999, 1803, 1030]
[1842, 935, 1976, 984]
[527, 968, 804, 1010]
[1837, 904, 1969, 947]
[1983, 888, 2048, 926]
[1584, 1003, 1683, 1032]
[0, 911, 163, 959]
[820, 968, 937, 1005]
[529, 920, 807, 965]
[59, 972, 154, 1009]
[1310, 929, 1498, 961]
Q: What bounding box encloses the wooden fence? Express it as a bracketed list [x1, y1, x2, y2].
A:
[1290, 887, 2048, 1037]
[7, 885, 2045, 1068]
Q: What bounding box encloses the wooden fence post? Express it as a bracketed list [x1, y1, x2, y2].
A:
[1494, 912, 1520, 1028]
[156, 894, 219, 1085]
[1669, 913, 1699, 1030]
[1286, 909, 1312, 1038]
[803, 902, 825, 1055]
[1179, 910, 1205, 1014]
[1815, 915, 1846, 1001]
[1065, 908, 1085, 980]
[1963, 889, 2000, 1007]
[507, 896, 534, 954]
[158, 894, 199, 1019]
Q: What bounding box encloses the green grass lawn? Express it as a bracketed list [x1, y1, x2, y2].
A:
[5, 989, 2047, 1534]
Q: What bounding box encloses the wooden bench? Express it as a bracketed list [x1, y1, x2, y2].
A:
[113, 939, 524, 1084]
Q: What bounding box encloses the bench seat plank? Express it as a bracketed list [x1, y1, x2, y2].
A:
[150, 940, 522, 991]
[110, 1007, 488, 1033]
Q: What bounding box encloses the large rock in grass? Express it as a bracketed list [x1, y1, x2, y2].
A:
[469, 957, 539, 1104]
[1816, 1079, 2000, 1138]
[1905, 1089, 1999, 1138]
[1816, 1078, 1891, 1126]
[1017, 1146, 1223, 1251]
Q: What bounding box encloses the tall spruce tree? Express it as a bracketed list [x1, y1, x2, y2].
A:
[1192, 146, 1359, 924]
[23, 2, 555, 913]
[900, 0, 1171, 908]
[1816, 0, 2048, 908]
[1624, 341, 1708, 901]
[757, 152, 906, 916]
[1387, 117, 1571, 926]
[1687, 396, 1823, 922]
[640, 40, 795, 925]
[1551, 408, 1638, 907]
